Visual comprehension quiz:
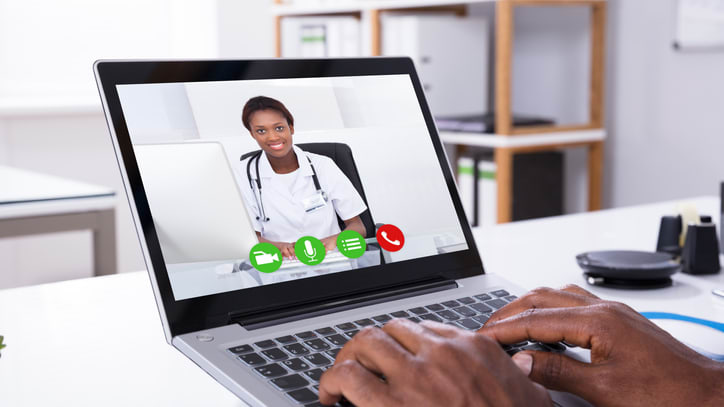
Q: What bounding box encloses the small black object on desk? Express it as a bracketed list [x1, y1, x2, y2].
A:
[576, 250, 681, 289]
[681, 216, 721, 275]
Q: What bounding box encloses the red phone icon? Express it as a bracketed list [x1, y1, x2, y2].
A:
[376, 224, 405, 252]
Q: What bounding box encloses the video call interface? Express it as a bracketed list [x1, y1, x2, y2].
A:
[118, 74, 468, 300]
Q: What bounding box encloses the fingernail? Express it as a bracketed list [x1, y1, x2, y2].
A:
[512, 353, 533, 376]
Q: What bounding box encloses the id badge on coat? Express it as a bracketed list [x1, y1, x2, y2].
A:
[302, 190, 328, 213]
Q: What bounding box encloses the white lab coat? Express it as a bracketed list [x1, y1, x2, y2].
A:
[240, 145, 367, 243]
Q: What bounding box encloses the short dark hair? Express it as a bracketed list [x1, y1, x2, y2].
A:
[241, 96, 294, 131]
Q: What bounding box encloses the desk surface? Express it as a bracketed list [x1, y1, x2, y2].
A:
[1, 197, 723, 406]
[0, 165, 115, 219]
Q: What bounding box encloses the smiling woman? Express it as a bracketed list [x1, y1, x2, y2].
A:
[239, 96, 368, 260]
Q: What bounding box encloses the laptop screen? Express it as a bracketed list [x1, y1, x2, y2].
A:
[116, 74, 469, 301]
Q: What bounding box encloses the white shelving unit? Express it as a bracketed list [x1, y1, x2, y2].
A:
[272, 0, 608, 223]
[439, 129, 606, 149]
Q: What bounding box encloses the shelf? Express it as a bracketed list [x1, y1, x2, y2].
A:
[272, 0, 608, 223]
[272, 0, 494, 15]
[439, 128, 605, 149]
[272, 0, 606, 16]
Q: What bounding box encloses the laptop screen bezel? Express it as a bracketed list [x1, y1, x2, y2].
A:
[96, 58, 485, 337]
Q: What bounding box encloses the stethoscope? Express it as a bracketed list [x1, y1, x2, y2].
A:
[244, 150, 326, 223]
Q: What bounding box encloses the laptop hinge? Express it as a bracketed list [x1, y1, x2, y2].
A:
[229, 278, 458, 330]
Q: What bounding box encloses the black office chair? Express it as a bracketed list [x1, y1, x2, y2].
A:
[240, 142, 378, 239]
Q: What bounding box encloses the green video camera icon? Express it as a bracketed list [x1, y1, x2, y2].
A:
[0, 335, 5, 357]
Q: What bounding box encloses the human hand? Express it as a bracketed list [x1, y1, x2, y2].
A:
[319, 319, 551, 407]
[319, 235, 338, 253]
[269, 241, 295, 259]
[480, 285, 724, 407]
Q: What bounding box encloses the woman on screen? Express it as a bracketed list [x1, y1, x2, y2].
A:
[239, 96, 367, 259]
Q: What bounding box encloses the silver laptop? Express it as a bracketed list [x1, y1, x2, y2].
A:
[95, 58, 588, 407]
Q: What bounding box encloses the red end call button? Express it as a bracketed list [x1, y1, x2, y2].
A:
[376, 224, 405, 252]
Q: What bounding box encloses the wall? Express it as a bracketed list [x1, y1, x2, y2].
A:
[604, 0, 724, 208]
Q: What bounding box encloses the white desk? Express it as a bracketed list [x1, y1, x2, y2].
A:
[0, 165, 117, 276]
[1, 197, 723, 406]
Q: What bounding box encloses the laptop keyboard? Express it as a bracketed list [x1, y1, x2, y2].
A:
[226, 289, 564, 406]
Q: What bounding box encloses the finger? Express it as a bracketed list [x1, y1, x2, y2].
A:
[486, 287, 598, 326]
[381, 318, 436, 354]
[283, 247, 294, 260]
[319, 359, 393, 407]
[512, 351, 602, 401]
[481, 306, 601, 348]
[418, 320, 463, 338]
[335, 326, 414, 377]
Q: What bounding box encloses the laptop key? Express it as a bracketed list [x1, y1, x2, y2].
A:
[470, 303, 493, 314]
[441, 300, 460, 308]
[425, 304, 444, 312]
[474, 293, 492, 301]
[407, 317, 420, 323]
[296, 331, 317, 340]
[253, 340, 276, 349]
[276, 335, 297, 344]
[457, 318, 482, 330]
[304, 353, 332, 366]
[287, 388, 317, 404]
[473, 314, 490, 324]
[326, 348, 341, 359]
[239, 353, 266, 366]
[418, 313, 442, 322]
[303, 368, 324, 382]
[284, 343, 310, 356]
[504, 295, 518, 302]
[391, 310, 409, 318]
[522, 343, 548, 352]
[335, 322, 356, 331]
[254, 363, 287, 378]
[325, 334, 348, 347]
[372, 314, 392, 323]
[454, 306, 476, 317]
[305, 402, 324, 407]
[315, 327, 336, 336]
[409, 307, 427, 315]
[457, 297, 476, 305]
[270, 374, 308, 390]
[262, 348, 288, 361]
[305, 339, 331, 351]
[485, 299, 508, 310]
[343, 330, 359, 339]
[354, 318, 375, 327]
[282, 358, 310, 371]
[492, 289, 510, 298]
[543, 342, 567, 352]
[228, 344, 253, 354]
[437, 310, 460, 321]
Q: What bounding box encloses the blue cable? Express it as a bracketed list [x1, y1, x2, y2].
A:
[640, 312, 724, 361]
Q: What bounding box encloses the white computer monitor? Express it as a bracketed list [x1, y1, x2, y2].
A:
[133, 142, 258, 265]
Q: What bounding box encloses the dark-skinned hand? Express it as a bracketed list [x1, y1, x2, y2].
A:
[319, 318, 551, 407]
[480, 285, 724, 407]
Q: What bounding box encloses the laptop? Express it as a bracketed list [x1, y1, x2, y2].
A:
[95, 58, 588, 406]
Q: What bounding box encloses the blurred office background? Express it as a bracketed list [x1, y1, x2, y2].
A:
[1, 0, 723, 289]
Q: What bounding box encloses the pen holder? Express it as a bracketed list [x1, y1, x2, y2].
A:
[681, 220, 721, 275]
[656, 215, 682, 256]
